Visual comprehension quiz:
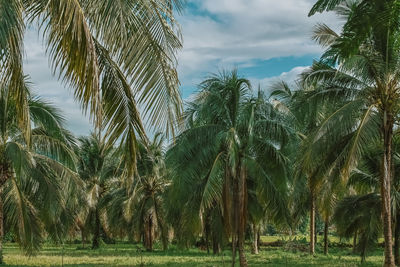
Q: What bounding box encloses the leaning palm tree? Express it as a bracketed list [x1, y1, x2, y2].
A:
[306, 1, 400, 265]
[0, 78, 77, 263]
[167, 70, 291, 267]
[0, 1, 184, 176]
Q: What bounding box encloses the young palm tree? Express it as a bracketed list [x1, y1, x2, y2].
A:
[168, 70, 291, 267]
[105, 133, 169, 251]
[0, 79, 77, 263]
[307, 1, 400, 264]
[0, 1, 184, 174]
[75, 134, 120, 249]
[333, 194, 381, 263]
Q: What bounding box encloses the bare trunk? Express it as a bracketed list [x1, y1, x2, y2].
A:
[92, 209, 100, 249]
[323, 220, 328, 255]
[238, 227, 247, 267]
[0, 161, 11, 264]
[81, 229, 85, 249]
[231, 179, 238, 267]
[251, 223, 259, 255]
[238, 166, 248, 267]
[382, 114, 395, 266]
[231, 236, 237, 267]
[205, 219, 210, 254]
[146, 216, 153, 252]
[314, 218, 318, 245]
[353, 231, 357, 254]
[212, 235, 220, 254]
[309, 187, 315, 255]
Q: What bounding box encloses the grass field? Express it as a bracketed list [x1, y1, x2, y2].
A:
[2, 237, 385, 266]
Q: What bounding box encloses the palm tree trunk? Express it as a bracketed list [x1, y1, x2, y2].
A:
[92, 209, 100, 249]
[352, 231, 357, 254]
[251, 223, 259, 255]
[381, 115, 395, 267]
[0, 161, 11, 264]
[309, 187, 315, 255]
[81, 229, 85, 249]
[238, 166, 248, 267]
[205, 218, 210, 254]
[231, 174, 239, 267]
[149, 217, 153, 252]
[314, 217, 317, 245]
[212, 235, 220, 254]
[323, 220, 328, 255]
[231, 235, 237, 267]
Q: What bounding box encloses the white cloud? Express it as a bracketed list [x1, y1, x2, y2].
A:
[177, 0, 342, 88]
[253, 66, 309, 90]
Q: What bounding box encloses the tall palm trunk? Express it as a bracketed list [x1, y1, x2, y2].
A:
[231, 175, 238, 267]
[323, 220, 328, 255]
[144, 215, 153, 252]
[205, 217, 210, 254]
[92, 209, 101, 249]
[147, 216, 153, 252]
[352, 231, 357, 254]
[381, 114, 395, 267]
[237, 166, 248, 267]
[212, 235, 221, 254]
[0, 160, 12, 264]
[231, 165, 248, 267]
[81, 228, 85, 249]
[309, 187, 315, 255]
[251, 223, 259, 255]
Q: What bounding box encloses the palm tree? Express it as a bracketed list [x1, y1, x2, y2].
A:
[0, 1, 184, 174]
[75, 134, 120, 249]
[306, 1, 400, 265]
[0, 78, 77, 263]
[167, 70, 291, 267]
[105, 133, 169, 251]
[333, 194, 381, 263]
[270, 81, 346, 255]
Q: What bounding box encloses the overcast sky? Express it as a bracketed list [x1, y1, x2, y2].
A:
[23, 0, 342, 136]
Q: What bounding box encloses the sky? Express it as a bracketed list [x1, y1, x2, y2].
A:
[23, 0, 342, 136]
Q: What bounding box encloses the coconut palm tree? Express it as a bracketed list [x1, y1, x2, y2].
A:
[0, 78, 77, 263]
[0, 1, 184, 175]
[75, 134, 121, 249]
[270, 80, 347, 255]
[105, 133, 169, 251]
[333, 193, 381, 263]
[167, 70, 291, 267]
[306, 1, 400, 265]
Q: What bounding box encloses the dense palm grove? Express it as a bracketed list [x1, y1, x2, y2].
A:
[2, 0, 400, 267]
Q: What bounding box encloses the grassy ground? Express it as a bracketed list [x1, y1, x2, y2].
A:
[2, 237, 384, 266]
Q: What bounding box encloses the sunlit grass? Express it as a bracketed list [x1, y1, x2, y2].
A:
[2, 237, 384, 266]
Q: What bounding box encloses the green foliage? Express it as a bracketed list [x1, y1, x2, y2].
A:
[0, 79, 78, 255]
[333, 194, 381, 262]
